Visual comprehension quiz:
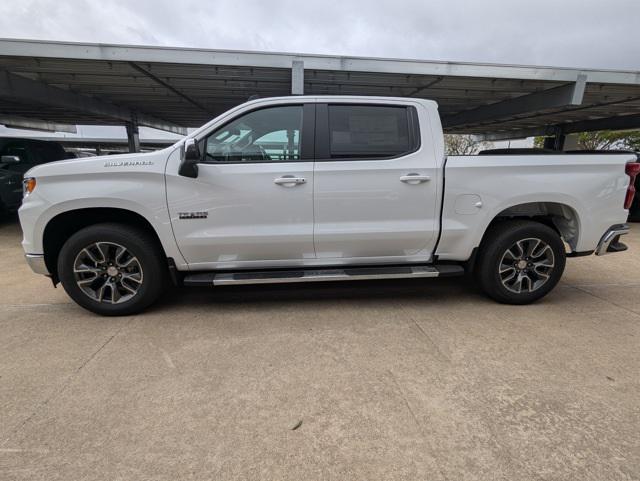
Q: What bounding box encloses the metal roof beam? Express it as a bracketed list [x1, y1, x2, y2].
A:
[0, 70, 187, 135]
[128, 62, 212, 115]
[1, 38, 639, 85]
[0, 115, 77, 133]
[562, 113, 640, 133]
[443, 75, 587, 128]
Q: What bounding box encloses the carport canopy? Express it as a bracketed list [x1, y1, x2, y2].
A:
[0, 38, 639, 142]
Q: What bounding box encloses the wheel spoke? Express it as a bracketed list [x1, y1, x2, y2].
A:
[534, 269, 550, 280]
[512, 275, 524, 293]
[120, 280, 138, 295]
[531, 244, 551, 260]
[74, 264, 101, 274]
[114, 245, 127, 265]
[502, 270, 517, 283]
[94, 243, 108, 263]
[532, 257, 554, 268]
[529, 239, 541, 258]
[122, 273, 143, 284]
[503, 249, 517, 261]
[81, 248, 100, 265]
[513, 241, 525, 258]
[500, 265, 515, 274]
[96, 283, 107, 302]
[118, 256, 139, 268]
[523, 275, 533, 292]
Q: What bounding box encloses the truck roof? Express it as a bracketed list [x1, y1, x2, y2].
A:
[239, 95, 439, 109]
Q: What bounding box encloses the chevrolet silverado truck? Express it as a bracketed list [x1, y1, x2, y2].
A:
[18, 96, 639, 315]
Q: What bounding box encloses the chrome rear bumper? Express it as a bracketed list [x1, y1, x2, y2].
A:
[595, 224, 630, 256]
[25, 254, 50, 275]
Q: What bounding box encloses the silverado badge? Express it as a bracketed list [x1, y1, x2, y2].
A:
[104, 160, 154, 167]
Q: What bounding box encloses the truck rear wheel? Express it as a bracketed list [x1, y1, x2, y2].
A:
[475, 220, 566, 304]
[57, 223, 167, 316]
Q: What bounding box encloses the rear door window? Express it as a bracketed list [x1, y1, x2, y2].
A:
[326, 105, 419, 159]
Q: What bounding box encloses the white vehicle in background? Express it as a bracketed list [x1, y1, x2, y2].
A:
[18, 96, 639, 315]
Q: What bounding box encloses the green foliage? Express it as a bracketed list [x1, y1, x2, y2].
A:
[533, 136, 545, 148]
[444, 134, 491, 155]
[534, 131, 640, 151]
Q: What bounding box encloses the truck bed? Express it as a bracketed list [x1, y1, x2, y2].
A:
[436, 153, 634, 261]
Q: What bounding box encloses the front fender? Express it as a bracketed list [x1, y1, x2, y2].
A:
[19, 172, 186, 268]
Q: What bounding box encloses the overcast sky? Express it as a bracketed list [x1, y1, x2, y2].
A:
[1, 0, 639, 70]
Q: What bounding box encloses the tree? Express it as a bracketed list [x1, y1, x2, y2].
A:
[444, 134, 491, 155]
[534, 130, 640, 151]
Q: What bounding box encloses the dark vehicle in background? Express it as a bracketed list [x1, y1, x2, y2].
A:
[0, 138, 70, 215]
[629, 176, 640, 222]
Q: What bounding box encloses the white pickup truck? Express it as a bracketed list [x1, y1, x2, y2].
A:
[18, 96, 638, 315]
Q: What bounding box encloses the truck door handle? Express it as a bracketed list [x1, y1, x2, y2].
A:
[400, 173, 431, 184]
[274, 175, 306, 186]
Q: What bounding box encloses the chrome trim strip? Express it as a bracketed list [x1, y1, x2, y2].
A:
[25, 254, 50, 275]
[212, 266, 441, 286]
[595, 224, 630, 256]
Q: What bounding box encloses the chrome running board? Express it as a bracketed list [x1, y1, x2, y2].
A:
[183, 264, 464, 287]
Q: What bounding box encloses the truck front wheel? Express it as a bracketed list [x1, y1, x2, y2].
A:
[475, 220, 566, 304]
[57, 223, 167, 316]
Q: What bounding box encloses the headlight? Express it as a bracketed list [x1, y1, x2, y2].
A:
[23, 177, 36, 197]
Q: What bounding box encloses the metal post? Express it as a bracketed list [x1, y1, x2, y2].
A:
[126, 120, 140, 153]
[553, 134, 566, 151]
[291, 60, 304, 95]
[542, 127, 566, 151]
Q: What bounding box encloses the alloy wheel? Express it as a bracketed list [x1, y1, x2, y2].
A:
[73, 242, 144, 304]
[498, 237, 555, 294]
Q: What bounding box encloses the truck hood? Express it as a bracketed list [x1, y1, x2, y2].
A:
[24, 147, 177, 179]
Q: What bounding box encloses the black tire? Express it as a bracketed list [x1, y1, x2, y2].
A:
[57, 223, 167, 316]
[475, 220, 566, 305]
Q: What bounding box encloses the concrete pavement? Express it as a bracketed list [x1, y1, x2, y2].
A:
[1, 215, 639, 481]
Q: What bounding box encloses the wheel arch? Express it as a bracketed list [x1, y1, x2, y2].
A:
[42, 207, 168, 281]
[466, 201, 581, 273]
[487, 201, 581, 250]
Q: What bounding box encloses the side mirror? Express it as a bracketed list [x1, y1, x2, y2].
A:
[0, 155, 21, 165]
[179, 138, 200, 178]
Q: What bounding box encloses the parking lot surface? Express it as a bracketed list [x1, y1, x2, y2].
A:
[1, 215, 639, 481]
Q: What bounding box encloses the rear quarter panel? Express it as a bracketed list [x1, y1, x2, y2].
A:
[437, 154, 633, 260]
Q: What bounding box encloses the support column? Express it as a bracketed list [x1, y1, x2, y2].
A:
[542, 127, 566, 151]
[126, 120, 140, 153]
[291, 60, 304, 95]
[553, 133, 566, 151]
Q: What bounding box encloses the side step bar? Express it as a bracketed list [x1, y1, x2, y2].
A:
[183, 264, 464, 287]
